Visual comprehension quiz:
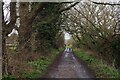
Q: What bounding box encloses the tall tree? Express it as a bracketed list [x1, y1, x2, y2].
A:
[2, 2, 17, 75]
[18, 3, 46, 55]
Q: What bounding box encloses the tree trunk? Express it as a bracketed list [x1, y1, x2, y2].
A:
[17, 3, 46, 60]
[2, 31, 8, 75]
[2, 2, 8, 75]
[18, 2, 32, 56]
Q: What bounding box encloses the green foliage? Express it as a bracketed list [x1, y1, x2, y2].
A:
[74, 48, 120, 78]
[2, 74, 16, 80]
[22, 49, 61, 78]
[32, 3, 63, 51]
[8, 46, 17, 50]
[22, 70, 41, 78]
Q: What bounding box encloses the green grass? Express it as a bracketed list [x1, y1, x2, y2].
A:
[22, 48, 63, 78]
[3, 48, 64, 79]
[74, 48, 120, 78]
[2, 74, 17, 80]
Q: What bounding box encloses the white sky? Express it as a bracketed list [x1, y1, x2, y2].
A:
[3, 0, 10, 3]
[64, 32, 71, 40]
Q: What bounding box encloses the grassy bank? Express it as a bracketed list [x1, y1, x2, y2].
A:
[74, 48, 120, 78]
[3, 48, 64, 79]
[22, 48, 63, 78]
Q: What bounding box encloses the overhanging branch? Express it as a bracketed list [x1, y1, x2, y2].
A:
[59, 2, 79, 13]
[90, 1, 120, 6]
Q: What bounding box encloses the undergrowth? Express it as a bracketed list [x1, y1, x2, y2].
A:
[3, 48, 63, 79]
[22, 48, 63, 78]
[74, 48, 120, 78]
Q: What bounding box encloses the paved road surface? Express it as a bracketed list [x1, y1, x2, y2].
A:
[45, 49, 95, 78]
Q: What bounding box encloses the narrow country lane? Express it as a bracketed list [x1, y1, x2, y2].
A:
[44, 49, 95, 78]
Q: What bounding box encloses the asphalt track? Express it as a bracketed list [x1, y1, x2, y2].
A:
[44, 49, 95, 78]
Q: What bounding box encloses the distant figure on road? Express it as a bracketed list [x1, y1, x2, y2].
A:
[65, 44, 72, 52]
[69, 44, 72, 52]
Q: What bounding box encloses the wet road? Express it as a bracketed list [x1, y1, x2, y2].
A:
[45, 49, 95, 78]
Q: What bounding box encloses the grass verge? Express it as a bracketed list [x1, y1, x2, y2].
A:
[22, 48, 64, 78]
[3, 48, 64, 79]
[74, 48, 120, 78]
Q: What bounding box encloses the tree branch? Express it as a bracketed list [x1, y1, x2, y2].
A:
[27, 3, 46, 24]
[59, 2, 79, 13]
[90, 1, 120, 6]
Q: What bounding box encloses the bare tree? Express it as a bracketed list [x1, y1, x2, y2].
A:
[62, 1, 120, 67]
